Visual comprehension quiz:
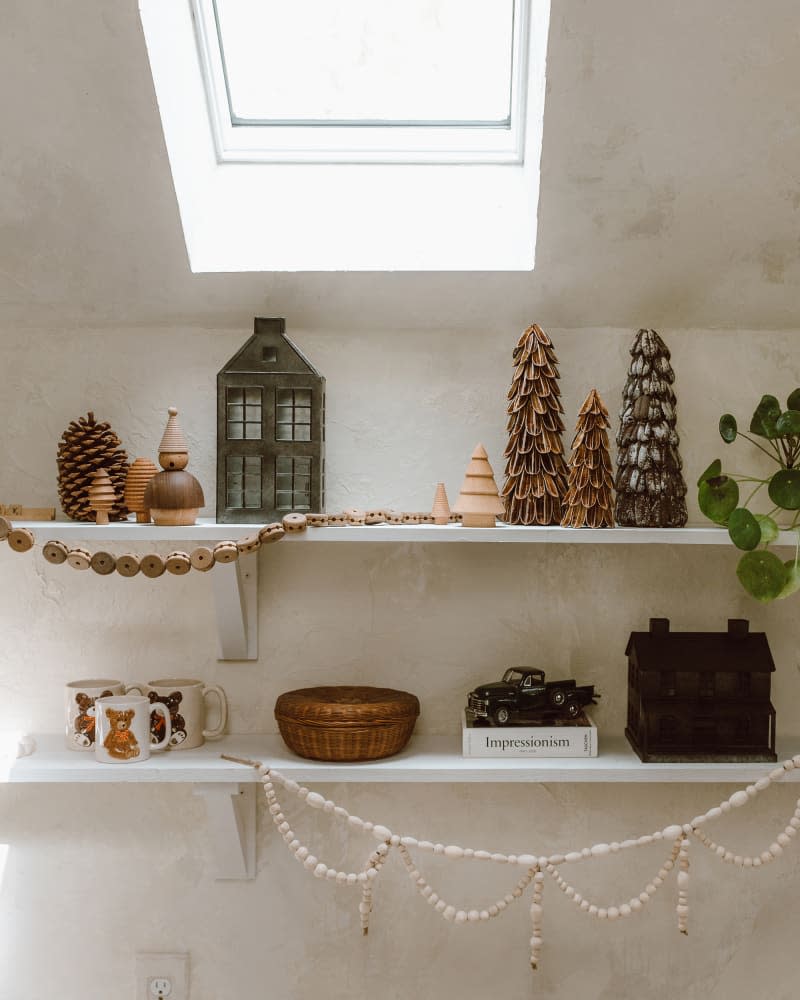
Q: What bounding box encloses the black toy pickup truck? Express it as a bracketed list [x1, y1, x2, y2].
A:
[466, 668, 598, 726]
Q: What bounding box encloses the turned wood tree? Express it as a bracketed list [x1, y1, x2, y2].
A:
[502, 324, 568, 525]
[561, 389, 614, 528]
[452, 444, 505, 527]
[615, 329, 688, 527]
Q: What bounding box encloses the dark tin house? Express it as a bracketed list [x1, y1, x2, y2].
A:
[217, 318, 325, 523]
[625, 618, 776, 763]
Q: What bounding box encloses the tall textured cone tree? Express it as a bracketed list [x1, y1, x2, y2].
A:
[502, 324, 568, 525]
[561, 389, 614, 528]
[614, 329, 688, 527]
[56, 412, 129, 522]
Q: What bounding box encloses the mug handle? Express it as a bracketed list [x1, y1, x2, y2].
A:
[202, 684, 228, 740]
[149, 701, 172, 751]
[125, 683, 145, 694]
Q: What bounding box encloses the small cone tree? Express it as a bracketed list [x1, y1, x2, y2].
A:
[615, 329, 688, 527]
[502, 324, 568, 525]
[431, 482, 451, 525]
[453, 444, 505, 527]
[561, 390, 614, 528]
[88, 468, 117, 525]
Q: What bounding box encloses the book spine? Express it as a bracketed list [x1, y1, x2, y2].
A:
[462, 726, 597, 758]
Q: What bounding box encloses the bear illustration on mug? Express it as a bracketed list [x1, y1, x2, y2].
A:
[103, 708, 141, 761]
[148, 691, 187, 746]
[72, 689, 114, 747]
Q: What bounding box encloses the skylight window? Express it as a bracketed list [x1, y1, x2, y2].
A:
[194, 0, 529, 162]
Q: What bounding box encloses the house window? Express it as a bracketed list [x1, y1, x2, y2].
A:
[734, 717, 752, 744]
[659, 671, 676, 697]
[275, 456, 312, 511]
[738, 673, 752, 697]
[226, 387, 263, 440]
[262, 347, 277, 363]
[276, 389, 312, 442]
[699, 673, 715, 698]
[226, 455, 262, 509]
[658, 716, 678, 744]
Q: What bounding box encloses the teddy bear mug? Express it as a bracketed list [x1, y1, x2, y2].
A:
[65, 679, 141, 751]
[94, 695, 172, 764]
[127, 678, 228, 750]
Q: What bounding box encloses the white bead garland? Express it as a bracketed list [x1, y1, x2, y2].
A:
[240, 752, 800, 975]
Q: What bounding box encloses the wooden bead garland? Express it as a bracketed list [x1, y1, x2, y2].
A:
[116, 553, 140, 578]
[67, 547, 91, 570]
[8, 528, 34, 553]
[140, 554, 166, 579]
[42, 540, 69, 565]
[0, 516, 12, 541]
[90, 551, 116, 576]
[213, 751, 800, 976]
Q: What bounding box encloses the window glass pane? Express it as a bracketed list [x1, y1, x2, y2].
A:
[215, 0, 514, 125]
[276, 388, 293, 406]
[227, 456, 243, 474]
[295, 407, 311, 424]
[226, 387, 243, 404]
[227, 404, 244, 421]
[245, 422, 262, 440]
[245, 456, 261, 473]
[294, 425, 311, 442]
[244, 489, 262, 508]
[276, 406, 293, 423]
[227, 422, 244, 440]
[245, 387, 262, 405]
[275, 424, 293, 441]
[276, 457, 292, 474]
[276, 491, 292, 509]
[295, 457, 311, 474]
[294, 389, 311, 405]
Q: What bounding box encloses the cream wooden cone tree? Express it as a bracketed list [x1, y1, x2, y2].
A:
[561, 389, 614, 528]
[452, 445, 505, 527]
[431, 483, 451, 525]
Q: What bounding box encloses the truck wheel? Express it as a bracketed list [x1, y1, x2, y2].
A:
[493, 707, 511, 726]
[566, 701, 581, 719]
[549, 689, 566, 708]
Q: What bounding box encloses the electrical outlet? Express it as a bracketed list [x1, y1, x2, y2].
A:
[136, 953, 189, 1000]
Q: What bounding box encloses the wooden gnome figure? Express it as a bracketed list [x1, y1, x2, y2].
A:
[452, 444, 505, 527]
[143, 408, 205, 526]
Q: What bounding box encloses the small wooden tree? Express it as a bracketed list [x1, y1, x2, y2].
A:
[561, 390, 614, 528]
[615, 329, 688, 527]
[453, 444, 505, 527]
[502, 324, 568, 525]
[431, 482, 451, 525]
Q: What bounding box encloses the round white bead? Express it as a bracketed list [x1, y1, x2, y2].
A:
[729, 790, 749, 808]
[488, 905, 499, 917]
[565, 852, 582, 864]
[579, 900, 590, 912]
[303, 855, 318, 870]
[418, 841, 434, 852]
[677, 871, 689, 889]
[435, 900, 447, 913]
[295, 846, 309, 860]
[372, 825, 392, 841]
[348, 815, 364, 830]
[662, 825, 683, 840]
[706, 807, 722, 821]
[346, 873, 358, 885]
[755, 777, 771, 791]
[491, 853, 508, 864]
[400, 836, 418, 848]
[467, 910, 480, 923]
[630, 898, 642, 912]
[313, 863, 327, 878]
[620, 903, 631, 917]
[474, 850, 491, 861]
[444, 845, 464, 859]
[591, 843, 610, 857]
[443, 906, 456, 921]
[455, 911, 467, 924]
[588, 905, 598, 916]
[607, 907, 619, 921]
[637, 835, 653, 846]
[769, 767, 786, 782]
[517, 854, 537, 867]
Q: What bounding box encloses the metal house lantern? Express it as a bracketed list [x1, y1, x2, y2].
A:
[217, 318, 325, 523]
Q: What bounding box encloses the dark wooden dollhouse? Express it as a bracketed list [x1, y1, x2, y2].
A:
[217, 318, 325, 523]
[625, 618, 776, 763]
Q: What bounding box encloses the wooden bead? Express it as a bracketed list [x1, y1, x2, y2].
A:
[42, 540, 69, 565]
[116, 553, 140, 578]
[90, 551, 116, 575]
[0, 516, 11, 541]
[8, 528, 35, 553]
[386, 511, 404, 524]
[213, 541, 239, 564]
[166, 551, 191, 575]
[306, 513, 329, 527]
[326, 513, 348, 527]
[190, 547, 215, 572]
[140, 553, 166, 579]
[365, 510, 386, 524]
[344, 509, 365, 526]
[258, 524, 285, 544]
[237, 534, 262, 554]
[283, 512, 308, 533]
[67, 547, 91, 570]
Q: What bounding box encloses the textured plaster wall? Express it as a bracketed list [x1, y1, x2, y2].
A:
[1, 2, 800, 1000]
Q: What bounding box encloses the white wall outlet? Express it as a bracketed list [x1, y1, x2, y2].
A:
[136, 953, 189, 1000]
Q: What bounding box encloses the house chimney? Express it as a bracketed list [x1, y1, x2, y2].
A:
[728, 619, 749, 637]
[649, 618, 670, 634]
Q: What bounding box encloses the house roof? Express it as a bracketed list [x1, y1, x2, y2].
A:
[219, 318, 323, 378]
[626, 630, 775, 673]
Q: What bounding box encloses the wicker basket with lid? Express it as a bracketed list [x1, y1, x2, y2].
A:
[275, 686, 420, 762]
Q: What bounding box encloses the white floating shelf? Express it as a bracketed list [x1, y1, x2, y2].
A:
[13, 518, 799, 546]
[7, 734, 799, 785]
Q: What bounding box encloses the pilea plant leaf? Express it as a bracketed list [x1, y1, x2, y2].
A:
[788, 389, 800, 411]
[768, 469, 800, 510]
[777, 559, 800, 599]
[736, 550, 789, 602]
[749, 395, 781, 438]
[776, 409, 800, 436]
[697, 459, 721, 487]
[727, 508, 761, 551]
[719, 414, 737, 443]
[698, 476, 739, 524]
[755, 514, 779, 544]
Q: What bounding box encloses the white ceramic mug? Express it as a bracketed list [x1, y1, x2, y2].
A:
[128, 678, 228, 749]
[94, 695, 171, 763]
[65, 679, 139, 751]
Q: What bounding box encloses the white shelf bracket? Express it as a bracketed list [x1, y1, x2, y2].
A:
[194, 782, 257, 880]
[211, 552, 258, 660]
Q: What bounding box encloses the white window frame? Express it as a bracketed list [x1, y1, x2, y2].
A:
[192, 0, 530, 164]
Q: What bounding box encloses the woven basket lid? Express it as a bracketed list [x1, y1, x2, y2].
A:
[275, 686, 420, 726]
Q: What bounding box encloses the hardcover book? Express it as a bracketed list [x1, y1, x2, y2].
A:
[461, 710, 598, 758]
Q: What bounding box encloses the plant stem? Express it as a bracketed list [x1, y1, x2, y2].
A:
[739, 433, 784, 464]
[744, 481, 766, 507]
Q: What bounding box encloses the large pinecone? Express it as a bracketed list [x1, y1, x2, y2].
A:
[57, 412, 129, 521]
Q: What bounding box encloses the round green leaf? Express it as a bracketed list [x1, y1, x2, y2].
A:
[736, 550, 789, 602]
[768, 469, 800, 510]
[755, 514, 779, 544]
[787, 389, 800, 411]
[727, 508, 761, 551]
[719, 414, 738, 443]
[697, 458, 722, 487]
[698, 476, 739, 524]
[776, 409, 800, 436]
[777, 559, 800, 599]
[750, 395, 781, 438]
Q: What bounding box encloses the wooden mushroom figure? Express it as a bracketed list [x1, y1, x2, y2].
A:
[88, 469, 117, 526]
[143, 408, 205, 526]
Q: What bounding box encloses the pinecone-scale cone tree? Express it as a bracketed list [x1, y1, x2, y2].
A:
[502, 324, 568, 525]
[57, 411, 129, 522]
[614, 329, 687, 527]
[561, 389, 614, 528]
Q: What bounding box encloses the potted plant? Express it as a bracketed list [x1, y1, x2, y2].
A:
[698, 391, 800, 602]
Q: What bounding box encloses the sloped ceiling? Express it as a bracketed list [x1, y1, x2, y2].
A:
[1, 1, 799, 330]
